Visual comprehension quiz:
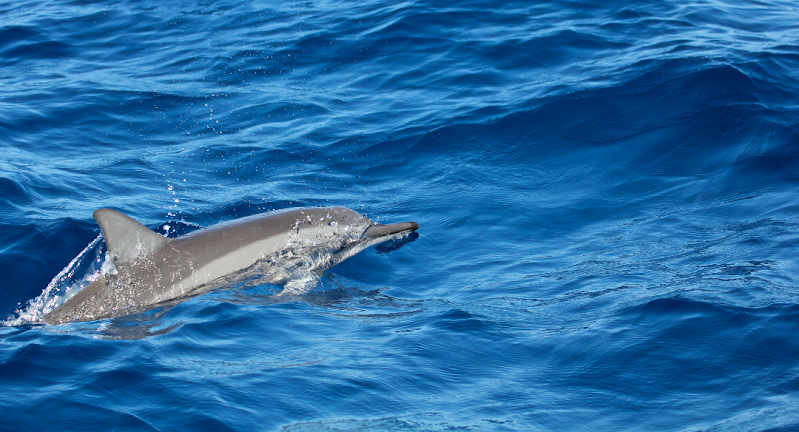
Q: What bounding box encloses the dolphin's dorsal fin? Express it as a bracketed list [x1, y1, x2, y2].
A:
[93, 208, 167, 263]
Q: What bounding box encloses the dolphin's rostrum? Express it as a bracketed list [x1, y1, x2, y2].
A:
[45, 207, 418, 324]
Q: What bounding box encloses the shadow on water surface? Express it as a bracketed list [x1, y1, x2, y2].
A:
[221, 275, 425, 319]
[374, 231, 419, 254]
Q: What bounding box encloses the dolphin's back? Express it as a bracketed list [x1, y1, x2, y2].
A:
[173, 206, 369, 264]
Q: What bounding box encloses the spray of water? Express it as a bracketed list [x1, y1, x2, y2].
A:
[4, 235, 104, 326]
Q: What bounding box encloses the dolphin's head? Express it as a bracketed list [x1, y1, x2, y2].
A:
[290, 206, 418, 241]
[284, 207, 418, 270]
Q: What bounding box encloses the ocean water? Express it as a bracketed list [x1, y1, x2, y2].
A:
[2, 0, 799, 430]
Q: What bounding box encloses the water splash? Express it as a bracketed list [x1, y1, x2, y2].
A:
[4, 235, 105, 326]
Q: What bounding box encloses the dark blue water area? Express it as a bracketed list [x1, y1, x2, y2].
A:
[3, 0, 799, 430]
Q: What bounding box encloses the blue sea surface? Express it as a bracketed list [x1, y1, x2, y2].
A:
[3, 0, 799, 430]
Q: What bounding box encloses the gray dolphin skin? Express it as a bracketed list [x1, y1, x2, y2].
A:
[45, 207, 418, 324]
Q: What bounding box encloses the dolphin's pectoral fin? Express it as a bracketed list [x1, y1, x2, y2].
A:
[93, 209, 169, 263]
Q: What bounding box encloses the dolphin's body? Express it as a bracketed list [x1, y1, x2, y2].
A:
[45, 207, 418, 324]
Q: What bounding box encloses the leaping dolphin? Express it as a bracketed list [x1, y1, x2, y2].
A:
[45, 207, 418, 324]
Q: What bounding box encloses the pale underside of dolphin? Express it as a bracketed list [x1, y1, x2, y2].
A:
[45, 207, 418, 324]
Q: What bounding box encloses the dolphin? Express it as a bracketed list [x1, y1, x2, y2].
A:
[45, 207, 418, 324]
